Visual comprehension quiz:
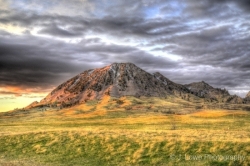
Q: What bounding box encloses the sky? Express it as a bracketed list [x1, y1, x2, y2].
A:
[0, 0, 250, 112]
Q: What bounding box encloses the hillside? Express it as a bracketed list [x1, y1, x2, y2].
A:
[244, 91, 250, 104]
[23, 62, 249, 110]
[30, 63, 198, 109]
[0, 97, 249, 166]
[185, 81, 243, 104]
[0, 63, 250, 166]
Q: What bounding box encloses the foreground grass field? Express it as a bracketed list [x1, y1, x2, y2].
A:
[0, 96, 249, 165]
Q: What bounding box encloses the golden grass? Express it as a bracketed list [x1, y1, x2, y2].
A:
[0, 96, 249, 165]
[191, 110, 248, 118]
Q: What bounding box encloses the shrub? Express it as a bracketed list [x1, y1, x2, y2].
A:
[124, 106, 132, 110]
[116, 99, 124, 105]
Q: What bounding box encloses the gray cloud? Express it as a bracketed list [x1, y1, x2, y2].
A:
[0, 0, 250, 98]
[39, 23, 84, 37]
[0, 91, 21, 96]
[0, 33, 177, 92]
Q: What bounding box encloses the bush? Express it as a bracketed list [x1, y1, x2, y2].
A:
[243, 106, 250, 111]
[162, 109, 175, 114]
[124, 106, 132, 110]
[132, 99, 143, 105]
[116, 99, 124, 105]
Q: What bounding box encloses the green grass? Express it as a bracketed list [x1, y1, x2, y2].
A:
[0, 131, 248, 166]
[0, 96, 249, 165]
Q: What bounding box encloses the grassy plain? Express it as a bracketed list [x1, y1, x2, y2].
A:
[0, 96, 249, 166]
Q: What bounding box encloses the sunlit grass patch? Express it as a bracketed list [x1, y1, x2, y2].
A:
[191, 110, 249, 118]
[0, 96, 249, 165]
[0, 130, 249, 165]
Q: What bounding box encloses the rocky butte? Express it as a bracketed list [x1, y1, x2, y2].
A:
[27, 62, 249, 109]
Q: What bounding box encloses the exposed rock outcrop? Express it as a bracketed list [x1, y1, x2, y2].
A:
[153, 72, 194, 100]
[185, 81, 243, 104]
[38, 63, 174, 107]
[27, 63, 247, 109]
[243, 91, 250, 104]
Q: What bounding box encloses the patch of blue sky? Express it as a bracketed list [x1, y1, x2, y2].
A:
[144, 5, 161, 18]
[144, 1, 186, 20]
[9, 0, 57, 14]
[162, 1, 185, 18]
[78, 0, 108, 18]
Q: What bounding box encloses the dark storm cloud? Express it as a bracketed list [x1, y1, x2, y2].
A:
[0, 91, 20, 96]
[0, 41, 81, 88]
[238, 0, 250, 11]
[0, 34, 94, 89]
[49, 16, 187, 42]
[165, 25, 250, 70]
[0, 33, 177, 90]
[39, 23, 83, 37]
[101, 50, 179, 71]
[154, 64, 250, 95]
[184, 0, 250, 16]
[0, 0, 250, 98]
[0, 11, 185, 39]
[205, 0, 250, 11]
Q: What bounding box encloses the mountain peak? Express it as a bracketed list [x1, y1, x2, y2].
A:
[184, 81, 243, 103]
[110, 62, 137, 69]
[246, 91, 250, 98]
[111, 62, 135, 66]
[201, 80, 207, 84]
[185, 81, 214, 90]
[243, 91, 250, 103]
[27, 63, 247, 109]
[38, 63, 174, 107]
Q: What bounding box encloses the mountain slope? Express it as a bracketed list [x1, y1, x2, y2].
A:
[38, 63, 174, 107]
[26, 62, 247, 109]
[185, 81, 243, 104]
[243, 91, 250, 104]
[153, 72, 198, 101]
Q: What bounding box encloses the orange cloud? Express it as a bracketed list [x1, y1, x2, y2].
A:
[0, 86, 53, 97]
[0, 86, 55, 112]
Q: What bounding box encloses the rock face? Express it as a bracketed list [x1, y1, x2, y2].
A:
[29, 62, 247, 108]
[25, 101, 39, 109]
[185, 81, 243, 104]
[243, 91, 250, 103]
[246, 91, 250, 98]
[39, 63, 174, 107]
[153, 72, 193, 100]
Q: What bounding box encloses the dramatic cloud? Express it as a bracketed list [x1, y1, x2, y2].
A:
[0, 33, 177, 92]
[0, 0, 250, 111]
